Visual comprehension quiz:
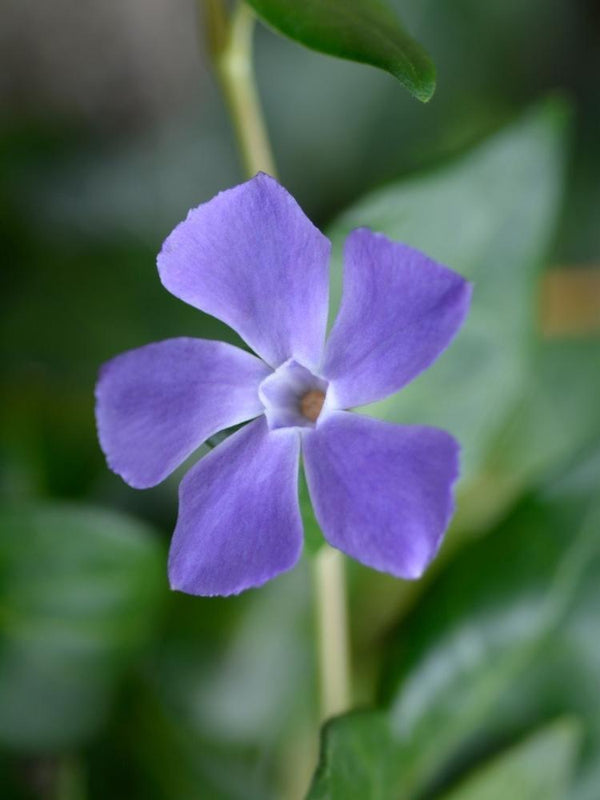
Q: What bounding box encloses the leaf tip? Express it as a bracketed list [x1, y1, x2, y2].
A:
[398, 51, 436, 103]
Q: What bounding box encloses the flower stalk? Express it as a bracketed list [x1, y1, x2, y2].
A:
[313, 545, 352, 719]
[201, 0, 277, 178]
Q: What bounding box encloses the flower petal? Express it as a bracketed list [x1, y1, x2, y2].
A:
[303, 412, 459, 579]
[322, 229, 472, 409]
[168, 417, 302, 596]
[157, 173, 331, 369]
[96, 338, 270, 489]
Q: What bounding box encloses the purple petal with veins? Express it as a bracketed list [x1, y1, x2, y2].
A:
[95, 174, 472, 595]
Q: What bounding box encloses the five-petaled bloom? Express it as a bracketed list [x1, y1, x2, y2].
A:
[95, 174, 472, 596]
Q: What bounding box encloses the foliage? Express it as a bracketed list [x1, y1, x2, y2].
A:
[308, 446, 600, 799]
[1, 0, 599, 798]
[245, 0, 435, 101]
[0, 505, 165, 751]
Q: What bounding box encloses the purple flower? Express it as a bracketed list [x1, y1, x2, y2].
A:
[95, 174, 472, 596]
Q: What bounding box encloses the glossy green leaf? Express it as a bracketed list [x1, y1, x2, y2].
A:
[245, 0, 435, 101]
[0, 504, 165, 751]
[307, 711, 394, 800]
[327, 100, 569, 492]
[439, 719, 581, 800]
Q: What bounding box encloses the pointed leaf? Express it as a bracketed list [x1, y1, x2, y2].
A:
[245, 0, 435, 102]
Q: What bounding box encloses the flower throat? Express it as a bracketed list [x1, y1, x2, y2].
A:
[300, 389, 325, 422]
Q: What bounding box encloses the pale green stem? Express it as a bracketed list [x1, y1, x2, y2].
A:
[313, 545, 352, 720]
[201, 0, 277, 178]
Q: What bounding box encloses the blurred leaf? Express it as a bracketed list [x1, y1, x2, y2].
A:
[245, 0, 435, 101]
[101, 568, 314, 800]
[486, 447, 600, 800]
[454, 335, 600, 534]
[0, 504, 165, 751]
[154, 566, 313, 747]
[307, 711, 394, 800]
[308, 447, 600, 799]
[99, 682, 275, 800]
[439, 719, 581, 800]
[485, 337, 600, 488]
[381, 450, 600, 797]
[327, 100, 569, 492]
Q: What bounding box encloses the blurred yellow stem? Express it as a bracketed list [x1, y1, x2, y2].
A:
[313, 546, 352, 720]
[201, 0, 277, 178]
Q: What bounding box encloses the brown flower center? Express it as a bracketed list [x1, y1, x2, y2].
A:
[300, 389, 325, 422]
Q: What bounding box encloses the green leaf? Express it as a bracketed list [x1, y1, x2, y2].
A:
[307, 450, 600, 799]
[484, 337, 600, 489]
[307, 711, 395, 800]
[327, 100, 569, 494]
[454, 335, 600, 534]
[245, 0, 435, 102]
[0, 504, 165, 751]
[382, 456, 600, 797]
[439, 719, 581, 800]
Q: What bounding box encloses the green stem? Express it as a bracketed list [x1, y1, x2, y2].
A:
[313, 545, 352, 720]
[201, 0, 277, 178]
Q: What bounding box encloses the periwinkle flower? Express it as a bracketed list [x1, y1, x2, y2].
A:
[96, 174, 472, 596]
